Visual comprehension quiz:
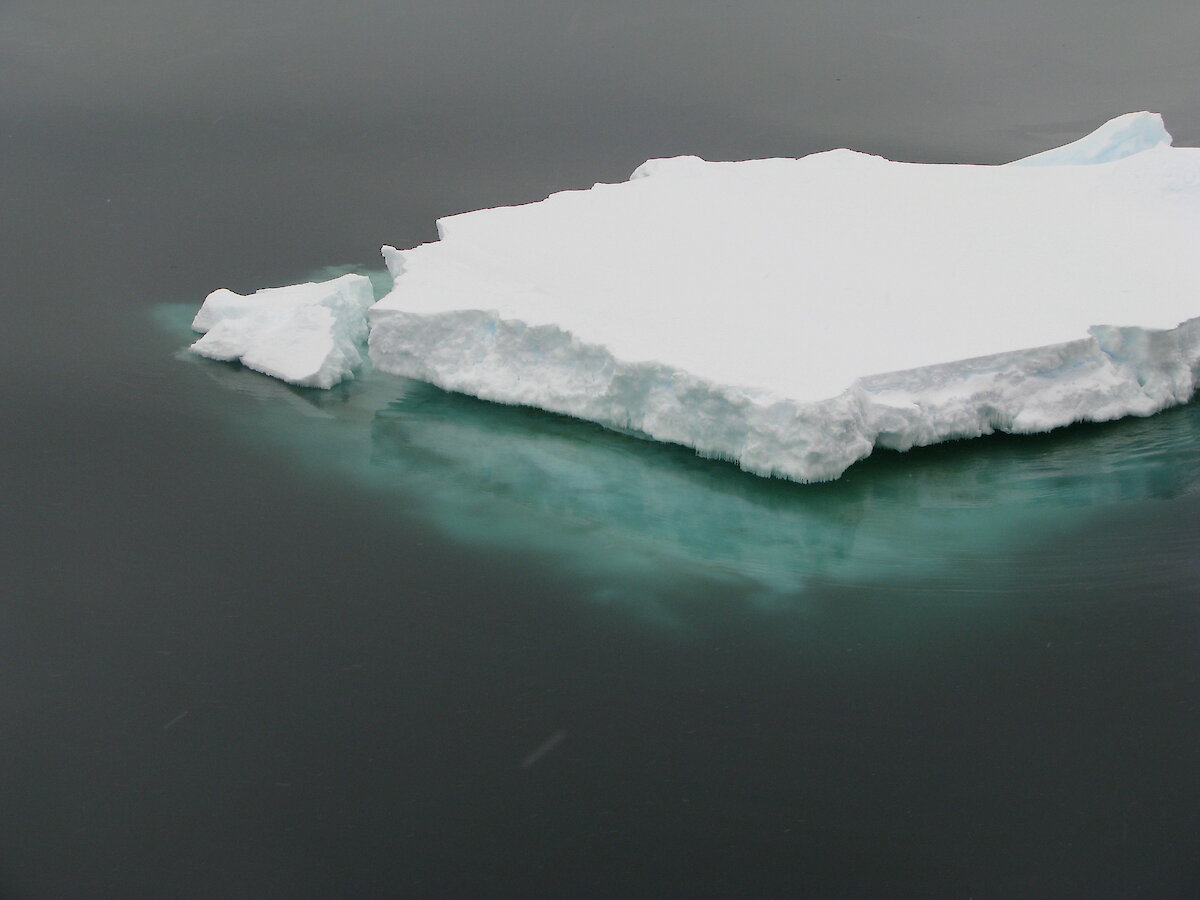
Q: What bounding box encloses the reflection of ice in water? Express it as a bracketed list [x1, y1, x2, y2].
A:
[158, 291, 1200, 602]
[368, 383, 1200, 595]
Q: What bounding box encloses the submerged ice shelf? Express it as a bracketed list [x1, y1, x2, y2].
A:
[161, 294, 1200, 604]
[192, 113, 1200, 482]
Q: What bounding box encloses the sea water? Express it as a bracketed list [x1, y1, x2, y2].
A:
[139, 282, 1200, 895]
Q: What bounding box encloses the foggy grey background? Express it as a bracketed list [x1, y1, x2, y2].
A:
[5, 0, 1199, 316]
[4, 2, 1200, 897]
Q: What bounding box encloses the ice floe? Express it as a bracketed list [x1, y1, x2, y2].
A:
[367, 113, 1200, 481]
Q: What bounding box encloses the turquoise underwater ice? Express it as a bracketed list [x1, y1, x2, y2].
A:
[157, 269, 1200, 614]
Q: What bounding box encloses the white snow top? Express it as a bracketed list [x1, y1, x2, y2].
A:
[191, 274, 374, 389]
[1007, 110, 1172, 167]
[367, 113, 1200, 482]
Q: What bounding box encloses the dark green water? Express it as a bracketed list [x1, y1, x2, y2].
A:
[4, 244, 1199, 900]
[127, 284, 1200, 897]
[6, 1, 1200, 894]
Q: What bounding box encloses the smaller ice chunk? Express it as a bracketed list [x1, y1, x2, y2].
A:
[190, 274, 374, 388]
[1007, 110, 1171, 166]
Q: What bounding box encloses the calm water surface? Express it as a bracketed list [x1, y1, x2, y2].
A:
[8, 216, 1200, 900]
[5, 2, 1200, 897]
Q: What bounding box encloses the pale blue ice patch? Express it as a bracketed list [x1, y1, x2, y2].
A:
[1006, 111, 1172, 167]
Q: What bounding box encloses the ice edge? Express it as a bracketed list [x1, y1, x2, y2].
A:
[368, 301, 1200, 483]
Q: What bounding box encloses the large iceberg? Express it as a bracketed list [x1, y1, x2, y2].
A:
[368, 112, 1200, 482]
[191, 274, 374, 389]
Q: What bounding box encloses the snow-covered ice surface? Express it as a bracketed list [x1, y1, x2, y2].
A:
[191, 273, 374, 389]
[369, 113, 1200, 482]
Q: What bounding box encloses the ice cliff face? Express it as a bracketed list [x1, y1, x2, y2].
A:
[368, 113, 1200, 482]
[191, 274, 374, 389]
